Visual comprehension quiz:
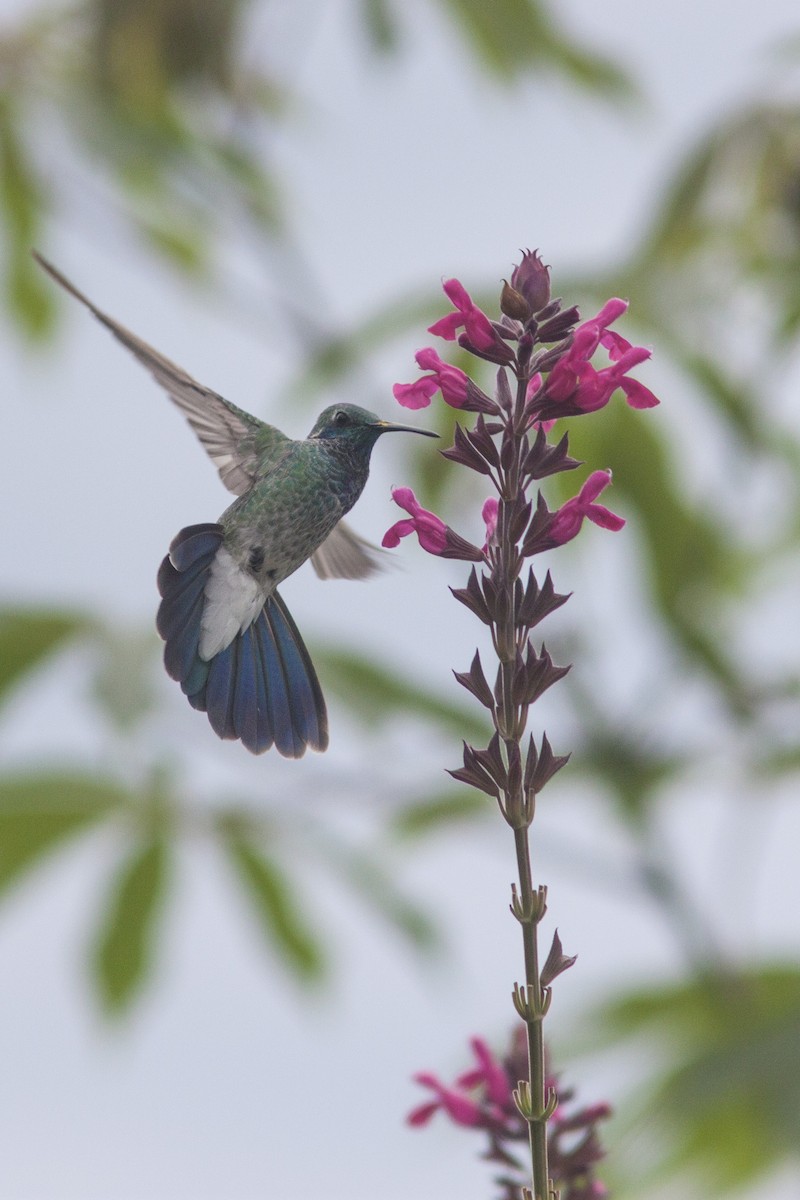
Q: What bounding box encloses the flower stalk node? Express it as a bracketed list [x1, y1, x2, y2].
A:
[513, 1079, 535, 1121]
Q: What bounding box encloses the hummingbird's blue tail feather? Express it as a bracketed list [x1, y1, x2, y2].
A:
[157, 524, 329, 757]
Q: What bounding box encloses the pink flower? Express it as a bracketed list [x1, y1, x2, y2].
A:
[456, 1037, 512, 1109]
[407, 1074, 482, 1128]
[542, 299, 659, 415]
[548, 471, 625, 547]
[381, 487, 449, 554]
[393, 347, 470, 410]
[382, 487, 484, 561]
[406, 1037, 510, 1129]
[428, 278, 497, 352]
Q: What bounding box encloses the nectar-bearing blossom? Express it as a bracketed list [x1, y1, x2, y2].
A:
[428, 278, 498, 351]
[535, 299, 659, 418]
[408, 1030, 612, 1200]
[547, 470, 625, 547]
[382, 487, 497, 561]
[393, 347, 470, 410]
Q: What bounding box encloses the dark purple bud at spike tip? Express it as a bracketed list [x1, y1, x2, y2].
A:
[500, 280, 532, 322]
[510, 250, 551, 313]
[540, 930, 577, 988]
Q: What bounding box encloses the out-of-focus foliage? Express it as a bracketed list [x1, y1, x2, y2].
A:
[0, 0, 628, 338]
[0, 606, 462, 1015]
[594, 968, 800, 1195]
[2, 3, 800, 1197]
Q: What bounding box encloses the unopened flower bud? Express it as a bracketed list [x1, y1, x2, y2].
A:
[511, 249, 551, 313]
[500, 279, 532, 321]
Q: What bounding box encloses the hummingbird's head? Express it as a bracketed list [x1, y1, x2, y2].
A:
[308, 403, 438, 453]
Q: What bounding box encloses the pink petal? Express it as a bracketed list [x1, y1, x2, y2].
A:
[592, 297, 628, 328]
[407, 1101, 440, 1127]
[481, 497, 499, 545]
[393, 377, 438, 410]
[428, 312, 463, 340]
[620, 377, 660, 409]
[580, 470, 613, 503]
[381, 518, 415, 548]
[415, 346, 446, 371]
[390, 486, 421, 516]
[442, 277, 472, 310]
[469, 1037, 511, 1108]
[587, 503, 625, 532]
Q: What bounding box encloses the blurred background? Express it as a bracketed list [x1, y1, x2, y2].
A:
[2, 1, 800, 1197]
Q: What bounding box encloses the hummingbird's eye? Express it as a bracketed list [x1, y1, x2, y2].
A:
[333, 409, 350, 427]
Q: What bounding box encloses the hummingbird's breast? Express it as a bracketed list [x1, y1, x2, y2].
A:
[218, 440, 369, 591]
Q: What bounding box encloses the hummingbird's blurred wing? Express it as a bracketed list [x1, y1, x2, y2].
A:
[310, 520, 385, 580]
[33, 252, 290, 496]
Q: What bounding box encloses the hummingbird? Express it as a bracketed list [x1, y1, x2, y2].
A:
[34, 252, 437, 758]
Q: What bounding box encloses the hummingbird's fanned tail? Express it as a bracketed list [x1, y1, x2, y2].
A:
[157, 524, 329, 757]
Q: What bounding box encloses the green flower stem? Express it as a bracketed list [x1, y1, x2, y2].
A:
[514, 823, 550, 1200]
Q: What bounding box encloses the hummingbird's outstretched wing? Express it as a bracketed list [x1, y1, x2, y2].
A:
[33, 251, 290, 496]
[310, 521, 385, 580]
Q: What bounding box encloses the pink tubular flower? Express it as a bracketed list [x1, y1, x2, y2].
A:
[456, 1037, 512, 1109]
[548, 471, 625, 547]
[428, 278, 498, 352]
[393, 347, 470, 410]
[382, 487, 448, 553]
[382, 487, 484, 561]
[542, 298, 659, 416]
[407, 1037, 510, 1129]
[407, 1073, 482, 1128]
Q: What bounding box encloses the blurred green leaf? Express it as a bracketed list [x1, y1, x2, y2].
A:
[0, 95, 55, 336]
[0, 773, 124, 896]
[592, 967, 800, 1194]
[327, 843, 440, 952]
[0, 608, 89, 707]
[360, 0, 400, 51]
[316, 647, 489, 742]
[573, 729, 684, 827]
[565, 402, 757, 713]
[390, 789, 489, 839]
[223, 832, 325, 983]
[90, 627, 160, 732]
[438, 0, 634, 96]
[93, 833, 170, 1014]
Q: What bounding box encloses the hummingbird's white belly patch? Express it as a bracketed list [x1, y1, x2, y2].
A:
[199, 547, 264, 660]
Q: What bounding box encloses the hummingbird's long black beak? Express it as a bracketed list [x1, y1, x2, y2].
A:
[373, 420, 439, 438]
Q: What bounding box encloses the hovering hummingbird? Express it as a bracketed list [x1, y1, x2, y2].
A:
[34, 252, 437, 758]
